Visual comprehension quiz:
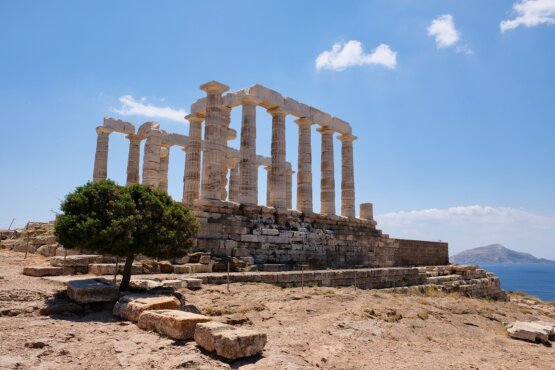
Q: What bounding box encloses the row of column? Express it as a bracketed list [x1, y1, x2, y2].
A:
[92, 85, 356, 218]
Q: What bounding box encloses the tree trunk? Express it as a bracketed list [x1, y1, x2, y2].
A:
[119, 253, 135, 291]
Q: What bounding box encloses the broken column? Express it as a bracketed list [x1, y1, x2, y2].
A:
[200, 81, 229, 201]
[268, 107, 287, 209]
[228, 160, 240, 202]
[183, 113, 203, 204]
[318, 126, 335, 215]
[339, 133, 356, 218]
[93, 126, 111, 182]
[126, 134, 141, 185]
[360, 203, 373, 220]
[294, 118, 313, 213]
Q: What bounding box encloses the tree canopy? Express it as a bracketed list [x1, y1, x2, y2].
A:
[55, 180, 199, 289]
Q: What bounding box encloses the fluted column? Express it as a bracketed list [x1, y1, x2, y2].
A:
[93, 126, 111, 182]
[285, 167, 293, 209]
[142, 129, 163, 187]
[294, 118, 313, 212]
[339, 133, 357, 218]
[200, 81, 229, 200]
[238, 97, 258, 205]
[228, 161, 240, 202]
[268, 107, 287, 209]
[318, 126, 335, 215]
[158, 146, 170, 192]
[126, 134, 141, 185]
[264, 165, 271, 206]
[183, 114, 203, 204]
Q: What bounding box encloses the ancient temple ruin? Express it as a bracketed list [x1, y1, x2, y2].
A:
[92, 81, 448, 269]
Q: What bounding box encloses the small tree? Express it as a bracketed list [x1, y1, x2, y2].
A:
[55, 180, 199, 290]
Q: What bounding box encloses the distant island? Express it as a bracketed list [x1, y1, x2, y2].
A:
[451, 244, 555, 265]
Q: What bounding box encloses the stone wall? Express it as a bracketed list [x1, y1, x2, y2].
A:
[191, 202, 446, 269]
[394, 239, 449, 266]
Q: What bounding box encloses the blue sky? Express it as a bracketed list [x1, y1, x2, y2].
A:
[1, 1, 554, 258]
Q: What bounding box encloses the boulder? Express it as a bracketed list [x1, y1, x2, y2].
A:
[67, 278, 119, 304]
[194, 322, 267, 360]
[113, 294, 180, 322]
[36, 244, 59, 257]
[161, 280, 184, 289]
[138, 310, 211, 340]
[507, 321, 555, 345]
[183, 278, 202, 289]
[23, 266, 70, 277]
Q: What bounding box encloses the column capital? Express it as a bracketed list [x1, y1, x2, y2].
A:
[316, 126, 335, 135]
[200, 80, 229, 94]
[267, 106, 288, 117]
[125, 133, 142, 142]
[185, 113, 205, 124]
[96, 126, 112, 135]
[294, 117, 313, 127]
[338, 133, 357, 142]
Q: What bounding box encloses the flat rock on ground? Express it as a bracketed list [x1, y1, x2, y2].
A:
[138, 310, 211, 340]
[113, 294, 180, 322]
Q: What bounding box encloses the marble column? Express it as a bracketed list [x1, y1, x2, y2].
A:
[285, 167, 293, 209]
[183, 114, 203, 204]
[126, 134, 141, 185]
[200, 81, 229, 200]
[318, 126, 335, 215]
[238, 96, 258, 205]
[220, 107, 234, 201]
[142, 129, 163, 188]
[158, 146, 170, 192]
[339, 133, 357, 218]
[228, 160, 240, 202]
[268, 107, 287, 209]
[93, 126, 111, 182]
[294, 118, 313, 213]
[264, 165, 272, 206]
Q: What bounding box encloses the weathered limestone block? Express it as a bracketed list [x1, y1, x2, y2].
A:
[89, 263, 143, 276]
[50, 255, 103, 267]
[173, 265, 192, 274]
[182, 278, 203, 289]
[23, 266, 69, 277]
[36, 244, 59, 257]
[506, 321, 555, 345]
[194, 322, 267, 360]
[130, 279, 162, 290]
[55, 247, 80, 257]
[158, 261, 174, 273]
[67, 278, 119, 304]
[113, 294, 181, 322]
[162, 280, 184, 289]
[138, 310, 211, 340]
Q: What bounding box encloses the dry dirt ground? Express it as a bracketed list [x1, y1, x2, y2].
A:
[0, 250, 554, 370]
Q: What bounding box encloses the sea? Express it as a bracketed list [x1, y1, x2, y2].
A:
[480, 263, 555, 301]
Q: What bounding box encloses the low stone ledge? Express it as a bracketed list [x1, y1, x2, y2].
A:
[23, 266, 72, 277]
[138, 310, 211, 340]
[89, 263, 143, 276]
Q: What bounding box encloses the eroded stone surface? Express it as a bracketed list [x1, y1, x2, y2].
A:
[67, 278, 119, 304]
[113, 294, 180, 322]
[507, 321, 555, 345]
[194, 321, 267, 360]
[138, 310, 210, 340]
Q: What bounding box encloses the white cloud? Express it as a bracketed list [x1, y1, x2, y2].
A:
[315, 40, 397, 71]
[428, 14, 460, 48]
[501, 0, 555, 32]
[376, 205, 555, 259]
[113, 95, 187, 123]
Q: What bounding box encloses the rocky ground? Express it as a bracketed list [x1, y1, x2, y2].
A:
[0, 249, 554, 369]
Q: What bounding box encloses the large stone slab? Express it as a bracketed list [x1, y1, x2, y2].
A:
[138, 310, 210, 340]
[130, 279, 163, 290]
[23, 266, 69, 277]
[50, 255, 100, 267]
[89, 263, 143, 276]
[113, 294, 180, 322]
[194, 321, 267, 360]
[67, 278, 119, 304]
[507, 321, 555, 345]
